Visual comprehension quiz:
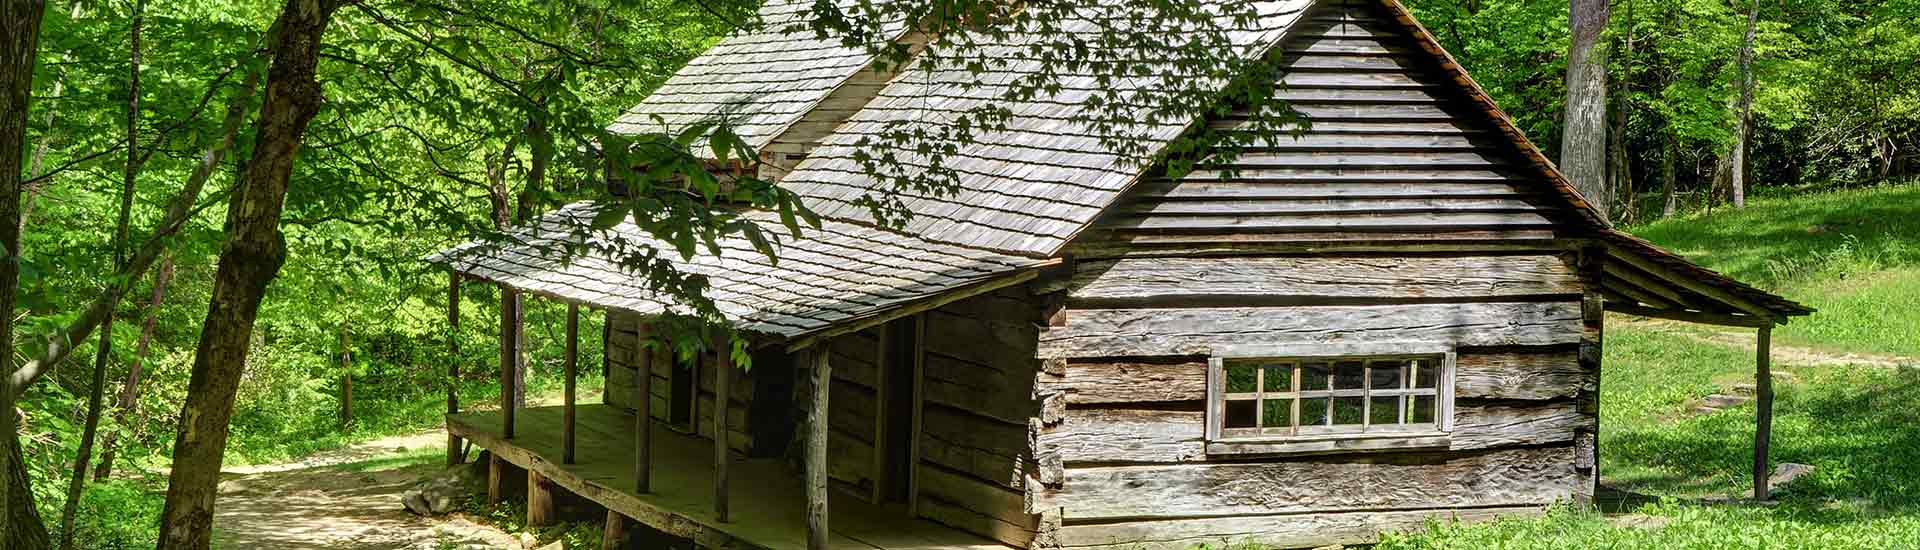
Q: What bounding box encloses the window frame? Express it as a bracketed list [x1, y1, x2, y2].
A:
[1204, 343, 1457, 456]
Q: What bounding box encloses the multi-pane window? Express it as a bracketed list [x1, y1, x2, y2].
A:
[1214, 355, 1448, 439]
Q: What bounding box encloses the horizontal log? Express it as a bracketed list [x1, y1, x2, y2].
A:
[1100, 211, 1556, 232]
[923, 353, 1041, 426]
[1038, 401, 1590, 464]
[1066, 255, 1578, 303]
[918, 463, 1036, 528]
[1038, 302, 1582, 359]
[1054, 506, 1547, 549]
[1145, 173, 1524, 189]
[1036, 360, 1208, 405]
[1120, 197, 1541, 217]
[924, 309, 1040, 370]
[921, 404, 1031, 488]
[919, 493, 1038, 548]
[1046, 445, 1575, 520]
[1454, 350, 1590, 400]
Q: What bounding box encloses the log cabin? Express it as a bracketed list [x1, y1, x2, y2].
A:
[427, 0, 1813, 548]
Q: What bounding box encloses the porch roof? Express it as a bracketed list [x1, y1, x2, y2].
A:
[427, 202, 1053, 339]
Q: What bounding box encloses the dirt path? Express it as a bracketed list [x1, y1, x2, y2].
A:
[212, 431, 518, 550]
[1616, 317, 1919, 368]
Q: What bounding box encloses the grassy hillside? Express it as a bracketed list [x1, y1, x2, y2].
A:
[1377, 182, 1920, 549]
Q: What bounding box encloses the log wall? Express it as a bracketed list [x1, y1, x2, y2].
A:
[604, 311, 754, 456]
[1028, 2, 1600, 547]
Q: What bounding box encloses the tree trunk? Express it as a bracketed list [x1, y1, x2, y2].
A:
[1662, 132, 1679, 217]
[9, 63, 264, 397]
[339, 318, 352, 427]
[1564, 0, 1611, 219]
[96, 254, 173, 481]
[155, 2, 341, 548]
[59, 4, 146, 544]
[3, 0, 53, 547]
[487, 140, 526, 408]
[1609, 0, 1635, 224]
[1731, 0, 1760, 208]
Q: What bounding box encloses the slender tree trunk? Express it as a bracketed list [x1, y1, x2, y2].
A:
[339, 318, 352, 427]
[1662, 132, 1679, 217]
[96, 254, 173, 481]
[1731, 0, 1760, 208]
[1610, 0, 1635, 224]
[486, 141, 526, 408]
[1564, 0, 1611, 218]
[156, 2, 341, 548]
[59, 4, 146, 544]
[3, 0, 53, 547]
[9, 57, 265, 397]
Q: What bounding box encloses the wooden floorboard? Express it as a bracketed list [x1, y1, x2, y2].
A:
[449, 405, 1012, 550]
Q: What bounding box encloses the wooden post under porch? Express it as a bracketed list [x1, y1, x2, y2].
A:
[448, 404, 1010, 550]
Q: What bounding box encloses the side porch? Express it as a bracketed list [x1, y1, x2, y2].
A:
[449, 404, 1010, 550]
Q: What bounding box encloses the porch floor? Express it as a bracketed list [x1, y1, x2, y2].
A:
[447, 405, 1012, 550]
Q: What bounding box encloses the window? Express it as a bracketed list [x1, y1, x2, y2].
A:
[1206, 345, 1455, 455]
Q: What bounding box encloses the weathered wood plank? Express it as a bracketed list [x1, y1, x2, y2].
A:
[920, 404, 1029, 489]
[1140, 179, 1525, 197]
[1036, 360, 1208, 404]
[1037, 401, 1589, 464]
[1038, 302, 1582, 359]
[1054, 506, 1547, 549]
[1100, 211, 1555, 232]
[1044, 446, 1576, 519]
[1065, 256, 1578, 303]
[1455, 350, 1591, 400]
[918, 464, 1036, 529]
[918, 493, 1038, 548]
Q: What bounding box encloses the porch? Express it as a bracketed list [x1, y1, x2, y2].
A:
[447, 404, 1011, 550]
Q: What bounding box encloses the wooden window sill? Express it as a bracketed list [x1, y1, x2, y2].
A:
[1205, 432, 1452, 457]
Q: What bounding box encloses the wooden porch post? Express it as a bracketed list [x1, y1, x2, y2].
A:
[634, 321, 652, 493]
[714, 341, 731, 522]
[447, 273, 463, 466]
[601, 510, 628, 550]
[528, 469, 556, 527]
[564, 304, 579, 464]
[487, 454, 505, 505]
[1753, 325, 1774, 500]
[1575, 245, 1604, 504]
[806, 346, 832, 550]
[501, 285, 520, 439]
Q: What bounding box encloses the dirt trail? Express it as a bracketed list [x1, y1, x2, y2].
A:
[212, 431, 516, 550]
[1617, 317, 1919, 368]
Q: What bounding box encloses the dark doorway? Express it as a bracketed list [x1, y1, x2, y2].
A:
[878, 316, 920, 504]
[747, 348, 797, 458]
[667, 353, 697, 433]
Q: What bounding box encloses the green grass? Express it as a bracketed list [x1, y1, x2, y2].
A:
[1630, 181, 1920, 357]
[1376, 181, 1920, 548]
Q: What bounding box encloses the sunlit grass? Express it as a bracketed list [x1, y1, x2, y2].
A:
[1367, 182, 1920, 548]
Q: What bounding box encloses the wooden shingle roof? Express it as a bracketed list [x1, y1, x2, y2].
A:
[430, 203, 1051, 337]
[777, 0, 1318, 257]
[606, 0, 909, 154]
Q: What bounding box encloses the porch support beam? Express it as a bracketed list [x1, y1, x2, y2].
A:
[528, 469, 556, 527]
[487, 453, 505, 505]
[601, 511, 628, 550]
[634, 321, 652, 493]
[501, 285, 520, 439]
[1753, 325, 1774, 500]
[447, 273, 463, 466]
[806, 346, 831, 550]
[713, 341, 731, 522]
[564, 304, 579, 464]
[1574, 245, 1604, 504]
